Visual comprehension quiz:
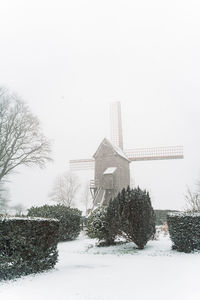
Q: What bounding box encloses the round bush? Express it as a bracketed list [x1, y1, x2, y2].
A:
[28, 205, 82, 241]
[87, 207, 108, 239]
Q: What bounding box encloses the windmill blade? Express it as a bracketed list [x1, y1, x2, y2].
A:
[69, 159, 95, 171]
[124, 146, 184, 161]
[110, 101, 123, 149]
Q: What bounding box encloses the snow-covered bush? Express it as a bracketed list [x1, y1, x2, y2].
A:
[27, 204, 81, 241]
[167, 212, 200, 253]
[0, 217, 59, 280]
[87, 207, 111, 244]
[86, 203, 119, 245]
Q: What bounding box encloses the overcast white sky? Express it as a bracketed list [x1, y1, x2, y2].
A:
[1, 0, 200, 210]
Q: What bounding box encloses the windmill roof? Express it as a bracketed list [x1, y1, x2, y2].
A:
[112, 144, 130, 161]
[103, 167, 117, 175]
[93, 138, 130, 162]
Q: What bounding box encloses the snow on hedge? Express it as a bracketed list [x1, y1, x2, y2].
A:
[0, 216, 59, 222]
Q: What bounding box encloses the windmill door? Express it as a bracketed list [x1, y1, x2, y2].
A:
[102, 174, 113, 190]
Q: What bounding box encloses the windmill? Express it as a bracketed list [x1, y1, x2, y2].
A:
[69, 102, 183, 210]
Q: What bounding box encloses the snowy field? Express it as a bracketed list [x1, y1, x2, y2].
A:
[0, 232, 200, 300]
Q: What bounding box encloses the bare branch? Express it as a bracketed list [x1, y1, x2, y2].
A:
[185, 186, 200, 212]
[0, 181, 10, 215]
[0, 87, 52, 181]
[49, 172, 80, 207]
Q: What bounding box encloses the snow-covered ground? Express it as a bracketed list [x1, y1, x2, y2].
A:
[0, 232, 200, 300]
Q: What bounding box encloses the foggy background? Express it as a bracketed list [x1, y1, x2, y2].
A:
[1, 0, 200, 211]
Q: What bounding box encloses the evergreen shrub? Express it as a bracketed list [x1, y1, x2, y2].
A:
[0, 217, 59, 280]
[87, 205, 119, 245]
[28, 205, 81, 241]
[116, 187, 155, 249]
[87, 207, 108, 239]
[167, 212, 200, 253]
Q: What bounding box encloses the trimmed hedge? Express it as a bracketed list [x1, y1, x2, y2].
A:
[167, 212, 200, 253]
[28, 205, 82, 241]
[0, 217, 59, 280]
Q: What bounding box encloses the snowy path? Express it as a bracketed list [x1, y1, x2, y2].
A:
[0, 233, 200, 300]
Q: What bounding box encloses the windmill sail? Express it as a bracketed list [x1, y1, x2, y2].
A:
[69, 159, 95, 170]
[69, 101, 184, 213]
[110, 101, 123, 149]
[124, 146, 184, 161]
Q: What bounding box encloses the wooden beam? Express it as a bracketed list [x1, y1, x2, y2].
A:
[69, 159, 95, 170]
[125, 146, 184, 162]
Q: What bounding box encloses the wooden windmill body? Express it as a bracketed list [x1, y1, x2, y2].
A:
[92, 137, 130, 207]
[69, 102, 183, 210]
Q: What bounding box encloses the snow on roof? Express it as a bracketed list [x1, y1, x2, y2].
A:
[103, 167, 117, 175]
[93, 138, 130, 162]
[112, 143, 130, 162]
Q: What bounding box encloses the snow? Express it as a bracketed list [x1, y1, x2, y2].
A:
[0, 232, 200, 300]
[168, 212, 200, 217]
[103, 167, 117, 175]
[0, 217, 59, 222]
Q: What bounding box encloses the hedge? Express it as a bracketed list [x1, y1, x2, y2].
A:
[0, 217, 59, 280]
[167, 212, 200, 253]
[27, 205, 82, 241]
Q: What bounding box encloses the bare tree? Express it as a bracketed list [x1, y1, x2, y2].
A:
[0, 182, 10, 215]
[0, 87, 52, 181]
[196, 180, 200, 194]
[185, 186, 200, 212]
[49, 172, 80, 207]
[81, 182, 93, 215]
